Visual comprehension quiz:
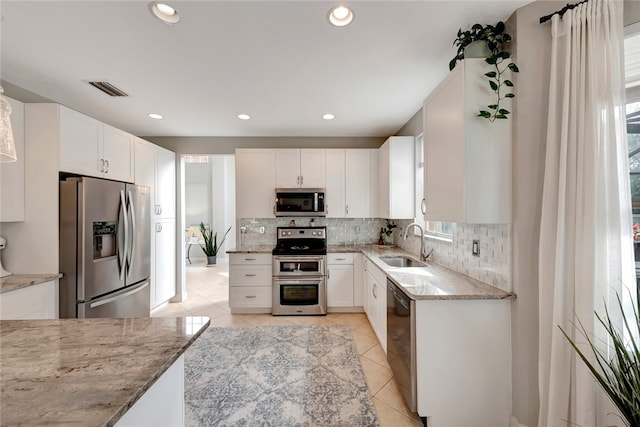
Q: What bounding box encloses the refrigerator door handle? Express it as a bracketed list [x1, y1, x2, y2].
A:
[127, 190, 136, 278]
[89, 281, 149, 308]
[118, 189, 129, 281]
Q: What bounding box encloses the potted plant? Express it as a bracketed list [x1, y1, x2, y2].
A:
[199, 222, 232, 266]
[560, 294, 640, 425]
[449, 21, 519, 122]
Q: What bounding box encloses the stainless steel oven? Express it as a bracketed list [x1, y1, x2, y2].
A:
[272, 227, 327, 316]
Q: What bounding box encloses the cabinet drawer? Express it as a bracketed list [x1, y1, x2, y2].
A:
[229, 265, 272, 285]
[229, 287, 272, 308]
[229, 253, 272, 265]
[328, 253, 354, 264]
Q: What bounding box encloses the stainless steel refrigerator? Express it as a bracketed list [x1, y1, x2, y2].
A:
[59, 177, 151, 318]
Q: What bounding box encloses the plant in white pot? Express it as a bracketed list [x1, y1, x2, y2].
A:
[199, 222, 232, 266]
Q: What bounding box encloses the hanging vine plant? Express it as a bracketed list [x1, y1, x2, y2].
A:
[449, 21, 519, 122]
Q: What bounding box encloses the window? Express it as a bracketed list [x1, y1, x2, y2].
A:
[414, 134, 454, 240]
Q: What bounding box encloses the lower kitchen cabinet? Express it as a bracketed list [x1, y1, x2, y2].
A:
[415, 299, 511, 426]
[228, 254, 272, 313]
[115, 355, 185, 427]
[152, 219, 176, 308]
[327, 253, 355, 311]
[0, 280, 57, 320]
[363, 257, 386, 351]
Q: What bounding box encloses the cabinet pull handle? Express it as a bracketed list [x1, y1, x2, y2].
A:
[327, 269, 330, 279]
[245, 258, 256, 261]
[373, 283, 377, 299]
[345, 205, 349, 216]
[100, 159, 105, 173]
[300, 175, 303, 185]
[245, 295, 257, 299]
[273, 205, 276, 215]
[335, 258, 346, 261]
[364, 259, 367, 271]
[156, 223, 162, 232]
[421, 198, 426, 214]
[245, 274, 256, 277]
[104, 160, 109, 173]
[159, 205, 162, 215]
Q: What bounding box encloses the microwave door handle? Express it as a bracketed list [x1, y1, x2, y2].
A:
[314, 193, 318, 212]
[127, 190, 136, 278]
[118, 190, 128, 281]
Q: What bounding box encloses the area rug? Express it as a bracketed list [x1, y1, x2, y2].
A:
[184, 325, 380, 427]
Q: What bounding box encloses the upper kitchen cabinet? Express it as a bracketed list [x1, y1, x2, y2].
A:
[324, 149, 345, 218]
[134, 138, 176, 219]
[275, 149, 325, 188]
[378, 136, 415, 219]
[0, 96, 25, 222]
[58, 105, 134, 183]
[236, 149, 276, 218]
[345, 149, 371, 218]
[423, 58, 511, 224]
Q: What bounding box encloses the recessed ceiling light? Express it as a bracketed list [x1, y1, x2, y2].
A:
[322, 113, 335, 120]
[148, 113, 163, 120]
[327, 5, 354, 27]
[150, 2, 181, 24]
[237, 114, 251, 120]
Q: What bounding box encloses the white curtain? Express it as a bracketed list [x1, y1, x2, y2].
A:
[538, 0, 633, 426]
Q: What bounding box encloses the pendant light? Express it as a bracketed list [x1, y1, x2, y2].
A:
[0, 85, 17, 163]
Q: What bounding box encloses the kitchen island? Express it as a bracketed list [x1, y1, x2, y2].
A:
[0, 316, 210, 426]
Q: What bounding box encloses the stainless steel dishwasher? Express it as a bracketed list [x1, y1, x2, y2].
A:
[386, 277, 417, 413]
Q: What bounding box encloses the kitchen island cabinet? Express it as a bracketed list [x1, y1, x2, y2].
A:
[0, 316, 209, 427]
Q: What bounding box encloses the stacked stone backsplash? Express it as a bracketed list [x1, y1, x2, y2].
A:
[394, 220, 511, 292]
[236, 218, 387, 247]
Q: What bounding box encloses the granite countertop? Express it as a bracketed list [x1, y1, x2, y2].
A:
[226, 245, 274, 254]
[0, 273, 62, 294]
[0, 316, 210, 427]
[359, 245, 515, 301]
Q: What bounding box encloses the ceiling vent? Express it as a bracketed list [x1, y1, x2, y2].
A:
[88, 81, 128, 97]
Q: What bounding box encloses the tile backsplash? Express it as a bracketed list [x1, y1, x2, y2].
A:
[236, 217, 387, 247]
[237, 217, 511, 292]
[394, 220, 511, 292]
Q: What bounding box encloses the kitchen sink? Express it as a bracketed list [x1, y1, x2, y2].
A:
[379, 256, 427, 268]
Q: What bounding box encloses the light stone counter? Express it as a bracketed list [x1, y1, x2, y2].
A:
[358, 245, 515, 300]
[226, 245, 274, 254]
[0, 273, 62, 294]
[0, 316, 210, 427]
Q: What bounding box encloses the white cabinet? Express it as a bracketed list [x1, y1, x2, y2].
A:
[155, 146, 176, 219]
[134, 138, 176, 309]
[228, 253, 272, 313]
[423, 58, 511, 224]
[115, 355, 185, 427]
[415, 299, 511, 425]
[275, 149, 325, 188]
[235, 149, 276, 218]
[363, 257, 387, 351]
[102, 124, 135, 183]
[59, 106, 134, 183]
[325, 149, 346, 218]
[0, 96, 25, 222]
[327, 253, 355, 310]
[153, 220, 176, 307]
[0, 280, 57, 319]
[345, 149, 371, 218]
[378, 136, 415, 219]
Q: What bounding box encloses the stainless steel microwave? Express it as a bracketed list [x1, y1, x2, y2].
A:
[275, 188, 326, 217]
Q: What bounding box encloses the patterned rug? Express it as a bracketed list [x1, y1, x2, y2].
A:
[184, 325, 380, 427]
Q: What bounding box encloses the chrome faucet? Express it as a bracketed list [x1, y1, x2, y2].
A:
[403, 222, 429, 261]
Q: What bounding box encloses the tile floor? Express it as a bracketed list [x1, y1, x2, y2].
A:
[152, 259, 424, 427]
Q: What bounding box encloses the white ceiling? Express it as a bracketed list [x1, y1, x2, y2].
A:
[0, 1, 532, 138]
